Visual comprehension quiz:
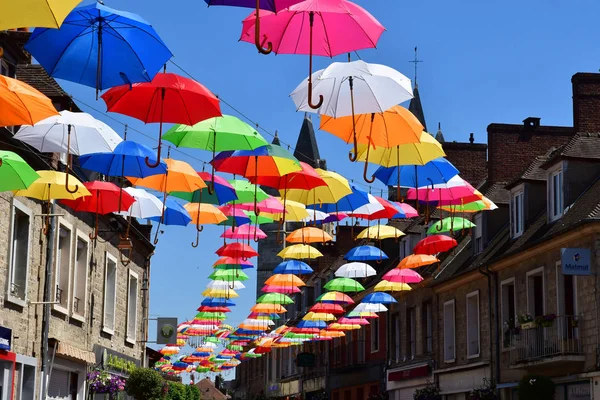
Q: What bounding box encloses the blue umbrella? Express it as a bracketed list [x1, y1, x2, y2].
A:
[79, 140, 167, 178]
[314, 185, 370, 213]
[372, 158, 459, 188]
[344, 245, 388, 261]
[362, 292, 397, 304]
[201, 298, 236, 307]
[273, 260, 314, 275]
[25, 3, 172, 96]
[296, 320, 327, 329]
[148, 198, 190, 226]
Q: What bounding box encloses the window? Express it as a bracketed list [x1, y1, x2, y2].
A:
[55, 221, 73, 313]
[443, 300, 456, 362]
[72, 234, 89, 319]
[314, 279, 322, 298]
[1, 59, 13, 77]
[399, 237, 411, 259]
[473, 214, 483, 254]
[392, 314, 400, 361]
[510, 188, 524, 238]
[422, 302, 433, 354]
[501, 278, 517, 349]
[8, 200, 31, 304]
[406, 307, 416, 359]
[549, 167, 564, 221]
[127, 270, 139, 343]
[103, 253, 118, 334]
[466, 291, 480, 358]
[370, 317, 379, 352]
[526, 267, 545, 318]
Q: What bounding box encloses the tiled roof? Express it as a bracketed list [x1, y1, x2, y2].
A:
[196, 378, 227, 400]
[505, 151, 554, 189]
[16, 64, 69, 98]
[542, 132, 600, 168]
[484, 182, 510, 204]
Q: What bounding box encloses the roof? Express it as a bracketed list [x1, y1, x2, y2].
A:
[196, 378, 227, 400]
[541, 132, 600, 168]
[434, 123, 445, 143]
[294, 114, 325, 169]
[408, 86, 427, 132]
[505, 151, 554, 189]
[484, 182, 510, 204]
[16, 64, 69, 98]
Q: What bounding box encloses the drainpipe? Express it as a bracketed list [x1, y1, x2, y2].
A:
[40, 202, 56, 400]
[478, 265, 500, 393]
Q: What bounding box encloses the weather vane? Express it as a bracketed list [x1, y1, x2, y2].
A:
[409, 46, 423, 87]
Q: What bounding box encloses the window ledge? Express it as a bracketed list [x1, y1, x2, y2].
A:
[102, 327, 114, 336]
[53, 304, 69, 316]
[467, 353, 480, 360]
[6, 295, 26, 308]
[126, 337, 136, 345]
[71, 313, 85, 323]
[444, 359, 456, 364]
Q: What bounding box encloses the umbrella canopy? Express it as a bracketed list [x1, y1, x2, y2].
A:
[201, 298, 236, 307]
[356, 131, 445, 167]
[0, 151, 40, 191]
[397, 254, 439, 269]
[324, 277, 364, 293]
[221, 225, 267, 240]
[202, 288, 239, 298]
[438, 198, 498, 213]
[14, 170, 90, 200]
[79, 140, 166, 178]
[265, 274, 305, 287]
[344, 245, 388, 261]
[304, 312, 335, 322]
[216, 243, 258, 258]
[184, 203, 227, 229]
[128, 159, 206, 193]
[256, 293, 294, 305]
[373, 157, 460, 188]
[251, 303, 287, 313]
[427, 217, 475, 234]
[314, 185, 370, 213]
[374, 281, 411, 292]
[213, 257, 254, 270]
[362, 292, 397, 304]
[0, 75, 58, 127]
[383, 268, 424, 284]
[273, 260, 314, 275]
[413, 235, 458, 255]
[238, 197, 285, 214]
[407, 176, 481, 206]
[148, 198, 191, 226]
[278, 244, 323, 259]
[356, 225, 405, 240]
[286, 227, 333, 244]
[208, 269, 249, 282]
[391, 202, 419, 219]
[310, 303, 344, 314]
[25, 3, 172, 91]
[335, 262, 376, 278]
[315, 291, 354, 305]
[228, 180, 270, 204]
[352, 303, 388, 313]
[261, 285, 301, 294]
[115, 187, 163, 219]
[282, 169, 352, 205]
[263, 200, 309, 222]
[61, 181, 135, 214]
[172, 172, 238, 205]
[212, 144, 301, 178]
[15, 111, 122, 156]
[0, 0, 82, 30]
[249, 161, 325, 190]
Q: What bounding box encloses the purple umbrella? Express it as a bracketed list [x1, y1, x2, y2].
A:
[204, 0, 304, 54]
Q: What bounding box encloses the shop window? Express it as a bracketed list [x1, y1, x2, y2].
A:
[72, 234, 89, 319]
[466, 291, 480, 358]
[406, 306, 416, 359]
[370, 318, 379, 352]
[127, 270, 139, 343]
[8, 200, 31, 304]
[103, 253, 118, 334]
[443, 299, 455, 362]
[54, 221, 73, 313]
[422, 301, 433, 354]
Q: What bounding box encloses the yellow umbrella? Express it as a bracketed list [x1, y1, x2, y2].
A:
[328, 323, 361, 331]
[14, 170, 90, 234]
[355, 131, 444, 167]
[281, 169, 352, 206]
[251, 303, 287, 313]
[201, 288, 239, 299]
[0, 0, 82, 30]
[287, 227, 333, 244]
[303, 312, 336, 321]
[356, 225, 405, 241]
[373, 281, 411, 292]
[277, 244, 323, 260]
[184, 203, 227, 247]
[262, 200, 309, 222]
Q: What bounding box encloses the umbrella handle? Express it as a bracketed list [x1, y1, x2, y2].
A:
[276, 219, 284, 244]
[146, 138, 162, 168]
[64, 126, 79, 194]
[254, 0, 273, 54]
[192, 228, 202, 248]
[146, 89, 165, 168]
[307, 12, 323, 109]
[362, 114, 376, 183]
[64, 169, 79, 194]
[348, 76, 358, 162]
[207, 133, 217, 195]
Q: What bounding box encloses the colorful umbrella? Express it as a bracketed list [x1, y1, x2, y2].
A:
[251, 303, 287, 313]
[261, 285, 301, 294]
[221, 225, 267, 240]
[213, 257, 254, 270]
[427, 217, 475, 234]
[352, 303, 388, 313]
[362, 292, 397, 304]
[324, 277, 364, 293]
[256, 293, 294, 304]
[344, 245, 388, 262]
[391, 202, 419, 219]
[115, 187, 163, 219]
[407, 176, 482, 206]
[172, 172, 237, 205]
[413, 235, 458, 255]
[373, 281, 411, 292]
[382, 268, 423, 284]
[147, 198, 192, 227]
[102, 72, 221, 165]
[0, 0, 82, 30]
[335, 262, 376, 278]
[25, 3, 172, 97]
[184, 203, 227, 247]
[209, 269, 249, 281]
[216, 243, 258, 259]
[273, 260, 313, 275]
[438, 198, 498, 213]
[397, 254, 438, 269]
[286, 227, 333, 244]
[277, 244, 323, 259]
[265, 274, 305, 287]
[310, 303, 344, 314]
[315, 291, 354, 305]
[281, 169, 352, 206]
[0, 151, 40, 191]
[0, 75, 58, 127]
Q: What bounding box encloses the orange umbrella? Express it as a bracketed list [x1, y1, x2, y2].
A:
[286, 226, 333, 244]
[320, 105, 423, 182]
[251, 303, 287, 313]
[265, 274, 305, 287]
[0, 75, 58, 127]
[397, 254, 439, 269]
[319, 329, 345, 338]
[184, 203, 227, 247]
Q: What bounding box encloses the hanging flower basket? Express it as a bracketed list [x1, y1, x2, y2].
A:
[87, 370, 126, 398]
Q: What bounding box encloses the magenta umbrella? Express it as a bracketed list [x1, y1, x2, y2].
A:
[382, 268, 423, 284]
[221, 224, 267, 240]
[238, 197, 285, 214]
[240, 0, 385, 109]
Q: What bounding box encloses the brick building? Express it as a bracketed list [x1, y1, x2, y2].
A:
[0, 30, 154, 400]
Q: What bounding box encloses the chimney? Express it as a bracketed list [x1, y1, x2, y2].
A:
[523, 117, 541, 130]
[469, 133, 474, 143]
[572, 73, 600, 133]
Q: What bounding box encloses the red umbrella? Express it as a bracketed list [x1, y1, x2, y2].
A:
[197, 306, 231, 313]
[310, 303, 344, 314]
[413, 234, 457, 255]
[350, 195, 398, 220]
[61, 181, 135, 240]
[216, 243, 258, 258]
[101, 72, 221, 167]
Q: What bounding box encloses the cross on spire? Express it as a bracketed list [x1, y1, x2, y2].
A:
[409, 46, 423, 88]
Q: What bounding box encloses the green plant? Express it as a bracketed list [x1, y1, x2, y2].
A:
[186, 384, 200, 400]
[165, 381, 187, 400]
[468, 379, 497, 400]
[125, 368, 165, 400]
[414, 382, 441, 400]
[517, 375, 555, 400]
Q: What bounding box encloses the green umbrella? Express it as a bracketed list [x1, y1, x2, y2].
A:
[257, 293, 294, 305]
[227, 344, 243, 351]
[196, 366, 211, 373]
[284, 332, 315, 339]
[439, 200, 496, 213]
[243, 352, 261, 358]
[208, 269, 249, 281]
[228, 179, 269, 204]
[204, 337, 219, 344]
[195, 312, 226, 320]
[0, 151, 40, 191]
[324, 277, 365, 293]
[245, 211, 274, 225]
[427, 217, 475, 234]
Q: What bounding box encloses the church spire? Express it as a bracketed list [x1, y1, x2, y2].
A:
[408, 47, 427, 131]
[294, 113, 326, 170]
[435, 122, 445, 143]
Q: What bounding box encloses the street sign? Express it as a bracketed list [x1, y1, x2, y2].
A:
[561, 248, 591, 276]
[156, 317, 177, 345]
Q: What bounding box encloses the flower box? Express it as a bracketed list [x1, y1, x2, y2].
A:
[520, 322, 536, 330]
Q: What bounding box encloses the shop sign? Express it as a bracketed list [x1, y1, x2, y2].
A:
[388, 365, 429, 381]
[156, 317, 178, 344]
[0, 327, 11, 351]
[94, 345, 140, 375]
[561, 248, 591, 276]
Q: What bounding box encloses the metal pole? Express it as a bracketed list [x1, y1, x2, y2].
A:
[40, 201, 56, 400]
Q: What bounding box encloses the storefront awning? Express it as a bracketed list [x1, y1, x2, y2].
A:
[52, 339, 96, 364]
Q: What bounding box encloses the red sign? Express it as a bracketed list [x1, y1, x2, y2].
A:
[388, 365, 429, 381]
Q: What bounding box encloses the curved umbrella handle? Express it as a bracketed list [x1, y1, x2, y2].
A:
[146, 139, 162, 168]
[347, 75, 358, 162]
[307, 12, 323, 110]
[146, 89, 166, 168]
[207, 131, 217, 195]
[192, 227, 202, 248]
[64, 126, 79, 194]
[254, 0, 272, 55]
[64, 168, 79, 194]
[363, 163, 375, 183]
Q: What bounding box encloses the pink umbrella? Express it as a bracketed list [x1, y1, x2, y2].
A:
[393, 202, 418, 218]
[240, 0, 385, 109]
[238, 197, 285, 214]
[407, 177, 481, 206]
[382, 268, 423, 284]
[338, 317, 369, 325]
[261, 285, 302, 294]
[221, 224, 267, 240]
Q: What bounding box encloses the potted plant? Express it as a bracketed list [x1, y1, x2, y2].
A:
[517, 374, 555, 399]
[535, 314, 556, 328]
[518, 314, 535, 330]
[87, 370, 126, 399]
[468, 379, 497, 400]
[414, 383, 441, 400]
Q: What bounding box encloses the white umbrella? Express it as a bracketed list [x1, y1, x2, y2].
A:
[353, 302, 388, 313]
[290, 60, 413, 118]
[14, 110, 122, 155]
[301, 209, 329, 223]
[347, 193, 384, 217]
[335, 262, 377, 278]
[115, 187, 163, 219]
[207, 281, 246, 290]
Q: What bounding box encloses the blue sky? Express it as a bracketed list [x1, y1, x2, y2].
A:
[57, 0, 600, 372]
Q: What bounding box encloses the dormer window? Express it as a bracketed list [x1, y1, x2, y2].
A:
[510, 185, 524, 238]
[473, 214, 483, 254]
[548, 166, 564, 222]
